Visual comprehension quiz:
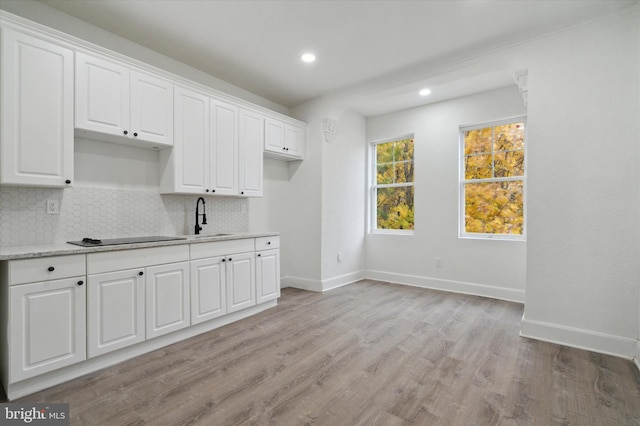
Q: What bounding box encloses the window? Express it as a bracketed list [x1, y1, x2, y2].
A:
[460, 117, 526, 239]
[370, 136, 414, 233]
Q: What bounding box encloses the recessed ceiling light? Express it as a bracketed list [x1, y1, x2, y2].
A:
[301, 53, 316, 63]
[419, 88, 431, 96]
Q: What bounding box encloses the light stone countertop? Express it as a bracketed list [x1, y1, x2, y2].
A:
[0, 232, 279, 261]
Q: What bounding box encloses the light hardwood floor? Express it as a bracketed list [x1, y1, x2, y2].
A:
[7, 280, 640, 425]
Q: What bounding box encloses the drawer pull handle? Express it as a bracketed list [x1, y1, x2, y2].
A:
[77, 280, 84, 286]
[47, 266, 55, 272]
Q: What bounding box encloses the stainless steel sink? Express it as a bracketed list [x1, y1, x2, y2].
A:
[192, 233, 233, 238]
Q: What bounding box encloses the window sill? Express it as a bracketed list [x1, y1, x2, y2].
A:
[370, 230, 415, 236]
[459, 233, 525, 242]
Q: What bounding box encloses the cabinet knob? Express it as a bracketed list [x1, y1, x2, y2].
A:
[47, 266, 55, 272]
[65, 179, 71, 184]
[138, 271, 144, 276]
[133, 132, 138, 137]
[282, 147, 286, 150]
[77, 280, 84, 286]
[267, 241, 271, 245]
[205, 189, 209, 192]
[241, 191, 244, 195]
[221, 258, 226, 262]
[257, 254, 261, 257]
[123, 130, 128, 135]
[228, 258, 232, 261]
[212, 189, 216, 193]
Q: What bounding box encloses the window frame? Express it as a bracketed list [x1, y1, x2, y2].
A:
[459, 116, 527, 241]
[368, 134, 415, 235]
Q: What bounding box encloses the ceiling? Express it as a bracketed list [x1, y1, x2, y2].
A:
[37, 0, 637, 116]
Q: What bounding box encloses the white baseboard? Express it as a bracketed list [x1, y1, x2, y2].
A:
[281, 276, 323, 292]
[365, 270, 525, 303]
[321, 270, 365, 291]
[635, 340, 640, 372]
[282, 270, 365, 293]
[520, 314, 637, 360]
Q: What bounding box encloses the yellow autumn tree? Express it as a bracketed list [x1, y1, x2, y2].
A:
[376, 138, 414, 230]
[463, 123, 525, 235]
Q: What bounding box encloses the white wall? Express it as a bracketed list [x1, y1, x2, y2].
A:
[262, 100, 368, 291]
[320, 109, 367, 289]
[366, 86, 527, 303]
[514, 8, 640, 359]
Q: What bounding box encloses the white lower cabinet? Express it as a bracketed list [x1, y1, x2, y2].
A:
[0, 236, 280, 399]
[226, 252, 256, 313]
[256, 249, 281, 304]
[145, 262, 190, 339]
[190, 257, 226, 324]
[189, 238, 256, 316]
[9, 277, 86, 382]
[86, 245, 190, 356]
[87, 269, 145, 358]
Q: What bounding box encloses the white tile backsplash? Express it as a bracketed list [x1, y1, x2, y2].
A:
[0, 186, 248, 246]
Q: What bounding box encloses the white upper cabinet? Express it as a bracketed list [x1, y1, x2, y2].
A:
[75, 52, 173, 148]
[75, 52, 128, 137]
[209, 99, 239, 196]
[159, 86, 210, 194]
[0, 29, 74, 188]
[161, 94, 266, 197]
[239, 109, 264, 197]
[284, 123, 305, 159]
[129, 70, 174, 146]
[264, 118, 305, 160]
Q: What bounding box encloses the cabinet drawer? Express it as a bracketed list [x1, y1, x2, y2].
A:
[255, 236, 280, 251]
[87, 245, 189, 274]
[8, 254, 86, 285]
[190, 238, 255, 260]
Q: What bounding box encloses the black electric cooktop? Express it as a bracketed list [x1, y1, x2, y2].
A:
[67, 236, 187, 247]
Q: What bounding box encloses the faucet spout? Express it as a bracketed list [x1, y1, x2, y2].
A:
[195, 197, 206, 235]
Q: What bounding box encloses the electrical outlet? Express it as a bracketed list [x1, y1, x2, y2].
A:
[435, 257, 442, 267]
[46, 199, 59, 215]
[337, 252, 343, 262]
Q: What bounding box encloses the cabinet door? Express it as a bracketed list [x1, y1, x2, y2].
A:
[285, 124, 305, 159]
[146, 262, 190, 339]
[226, 252, 256, 313]
[190, 257, 227, 324]
[9, 277, 86, 382]
[210, 99, 239, 195]
[264, 118, 285, 154]
[1, 29, 74, 187]
[75, 52, 129, 137]
[172, 86, 210, 193]
[239, 110, 264, 197]
[256, 249, 280, 303]
[130, 70, 173, 147]
[87, 269, 145, 358]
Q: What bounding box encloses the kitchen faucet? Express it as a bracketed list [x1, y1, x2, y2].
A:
[195, 197, 207, 235]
